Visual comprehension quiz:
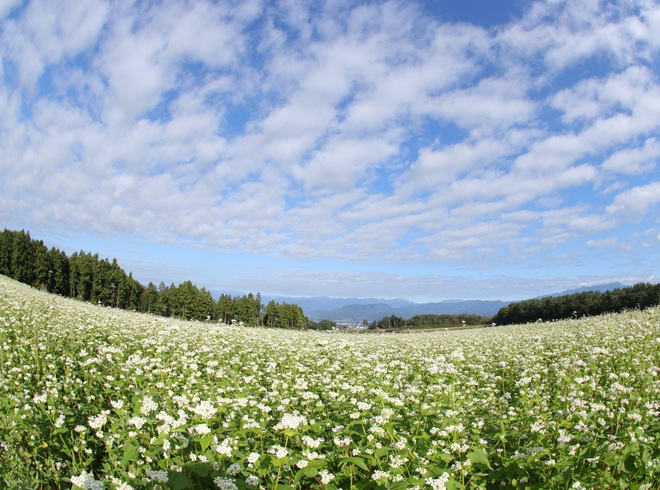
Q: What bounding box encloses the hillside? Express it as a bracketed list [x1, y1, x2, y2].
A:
[2, 274, 659, 489]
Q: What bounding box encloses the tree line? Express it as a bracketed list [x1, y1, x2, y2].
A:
[0, 228, 309, 329]
[374, 313, 490, 330]
[492, 283, 660, 325]
[7, 228, 656, 330]
[374, 285, 660, 329]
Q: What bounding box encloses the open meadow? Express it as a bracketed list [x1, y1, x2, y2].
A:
[1, 275, 659, 490]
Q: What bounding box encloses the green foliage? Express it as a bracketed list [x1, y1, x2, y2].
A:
[493, 284, 660, 325]
[308, 319, 336, 330]
[263, 300, 306, 329]
[2, 277, 660, 489]
[375, 313, 489, 330]
[0, 228, 309, 329]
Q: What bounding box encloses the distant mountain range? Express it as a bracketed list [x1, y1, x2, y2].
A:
[534, 282, 627, 298]
[211, 282, 629, 322]
[298, 299, 511, 322]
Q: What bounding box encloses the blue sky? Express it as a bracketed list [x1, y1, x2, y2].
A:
[1, 0, 659, 302]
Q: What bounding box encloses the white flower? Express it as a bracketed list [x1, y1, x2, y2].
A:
[268, 445, 289, 459]
[54, 413, 66, 429]
[426, 473, 450, 490]
[319, 469, 334, 485]
[245, 475, 259, 486]
[214, 438, 233, 457]
[246, 452, 260, 464]
[145, 469, 168, 483]
[372, 470, 390, 481]
[70, 470, 104, 490]
[190, 423, 211, 436]
[301, 436, 322, 448]
[191, 400, 217, 419]
[140, 396, 158, 415]
[33, 392, 47, 404]
[88, 411, 109, 430]
[273, 413, 307, 431]
[127, 417, 146, 430]
[214, 477, 238, 490]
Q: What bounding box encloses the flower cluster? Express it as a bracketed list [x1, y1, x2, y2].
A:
[1, 275, 659, 489]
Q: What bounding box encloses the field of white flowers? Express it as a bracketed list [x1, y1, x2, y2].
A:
[1, 274, 659, 490]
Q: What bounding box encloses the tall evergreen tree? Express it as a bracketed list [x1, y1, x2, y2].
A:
[49, 248, 69, 296]
[0, 229, 13, 277]
[216, 294, 233, 324]
[0, 228, 314, 327]
[142, 282, 159, 314]
[31, 239, 51, 289]
[10, 230, 33, 284]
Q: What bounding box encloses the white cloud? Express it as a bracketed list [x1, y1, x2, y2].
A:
[499, 0, 656, 72]
[0, 0, 107, 88]
[607, 181, 660, 217]
[95, 1, 257, 126]
[586, 237, 618, 248]
[601, 137, 660, 175]
[643, 4, 660, 47]
[551, 66, 654, 124]
[425, 71, 536, 135]
[1, 0, 660, 299]
[0, 0, 21, 19]
[166, 2, 250, 68]
[300, 136, 398, 191]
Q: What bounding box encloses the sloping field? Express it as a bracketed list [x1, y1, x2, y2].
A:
[1, 275, 659, 489]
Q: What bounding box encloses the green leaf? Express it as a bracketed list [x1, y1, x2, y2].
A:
[341, 457, 369, 472]
[604, 454, 619, 466]
[439, 452, 452, 462]
[202, 449, 217, 464]
[445, 479, 465, 490]
[170, 472, 189, 490]
[467, 447, 492, 469]
[184, 462, 209, 477]
[199, 433, 213, 452]
[375, 446, 389, 458]
[121, 442, 138, 466]
[294, 466, 319, 483]
[152, 431, 167, 446]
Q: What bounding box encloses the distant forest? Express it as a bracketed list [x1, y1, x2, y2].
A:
[492, 283, 660, 325]
[2, 228, 659, 330]
[374, 313, 490, 330]
[0, 228, 309, 329]
[373, 285, 660, 330]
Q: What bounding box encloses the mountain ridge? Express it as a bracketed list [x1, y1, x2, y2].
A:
[534, 282, 627, 299]
[210, 282, 630, 322]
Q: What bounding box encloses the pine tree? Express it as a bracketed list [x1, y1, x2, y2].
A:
[10, 230, 33, 284]
[0, 229, 14, 276]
